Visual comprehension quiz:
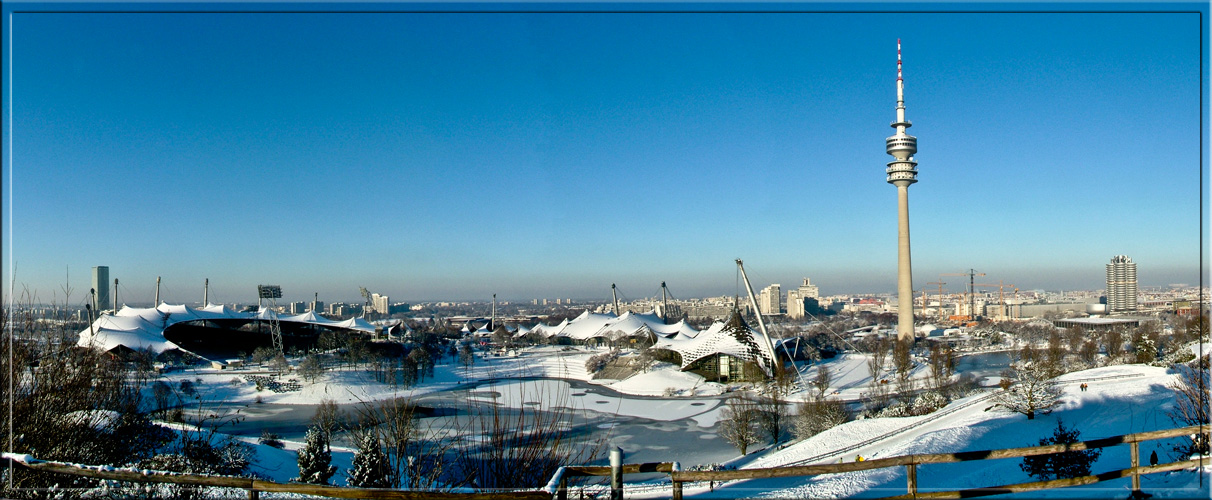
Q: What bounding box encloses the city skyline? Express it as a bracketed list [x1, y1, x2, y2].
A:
[3, 7, 1207, 306]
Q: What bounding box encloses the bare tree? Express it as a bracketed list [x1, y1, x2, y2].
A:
[299, 354, 325, 382]
[718, 395, 762, 455]
[453, 383, 602, 491]
[1065, 326, 1086, 354]
[459, 344, 476, 372]
[1103, 328, 1125, 363]
[927, 342, 949, 391]
[813, 365, 832, 400]
[756, 389, 787, 444]
[866, 336, 890, 404]
[793, 397, 848, 440]
[1166, 355, 1210, 458]
[311, 399, 342, 452]
[1043, 330, 1066, 377]
[893, 338, 914, 395]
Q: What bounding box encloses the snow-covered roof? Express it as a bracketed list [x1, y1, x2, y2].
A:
[654, 310, 775, 376]
[77, 303, 375, 353]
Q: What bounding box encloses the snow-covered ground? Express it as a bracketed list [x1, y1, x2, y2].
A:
[143, 346, 1209, 498]
[161, 346, 729, 408]
[631, 363, 1210, 499]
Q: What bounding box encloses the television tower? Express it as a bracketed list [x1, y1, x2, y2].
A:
[886, 39, 918, 341]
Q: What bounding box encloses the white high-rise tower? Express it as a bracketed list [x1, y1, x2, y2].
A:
[1106, 255, 1138, 314]
[886, 39, 919, 341]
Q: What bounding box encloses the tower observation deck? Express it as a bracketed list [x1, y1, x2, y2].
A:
[887, 39, 918, 185]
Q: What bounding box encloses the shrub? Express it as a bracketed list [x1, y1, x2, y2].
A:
[911, 391, 948, 416]
[1020, 419, 1101, 480]
[259, 429, 284, 449]
[584, 350, 620, 374]
[794, 397, 848, 439]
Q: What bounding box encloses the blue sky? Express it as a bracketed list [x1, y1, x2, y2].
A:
[2, 5, 1208, 305]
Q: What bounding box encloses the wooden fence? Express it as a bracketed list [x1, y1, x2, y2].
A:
[5, 424, 1207, 499]
[1, 453, 548, 500]
[666, 424, 1208, 500]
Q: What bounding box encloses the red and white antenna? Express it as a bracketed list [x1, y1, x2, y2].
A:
[897, 38, 903, 81]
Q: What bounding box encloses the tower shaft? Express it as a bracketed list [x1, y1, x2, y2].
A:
[896, 185, 913, 339]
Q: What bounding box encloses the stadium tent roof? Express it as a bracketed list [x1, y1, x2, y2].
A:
[653, 310, 774, 376]
[531, 318, 569, 337]
[77, 303, 376, 354]
[282, 310, 342, 326]
[511, 324, 533, 338]
[333, 316, 378, 333]
[526, 310, 702, 343]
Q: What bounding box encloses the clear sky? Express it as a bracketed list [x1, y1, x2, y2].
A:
[2, 4, 1208, 305]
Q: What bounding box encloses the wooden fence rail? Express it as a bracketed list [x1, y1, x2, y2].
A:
[5, 424, 1207, 499]
[549, 462, 677, 500]
[1, 453, 549, 500]
[665, 424, 1208, 500]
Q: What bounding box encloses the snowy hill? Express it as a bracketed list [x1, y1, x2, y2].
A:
[641, 364, 1209, 499]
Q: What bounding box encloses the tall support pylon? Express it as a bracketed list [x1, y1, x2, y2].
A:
[886, 39, 919, 341]
[258, 285, 284, 357]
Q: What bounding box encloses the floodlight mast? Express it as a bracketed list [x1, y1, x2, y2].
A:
[257, 285, 285, 356]
[735, 259, 779, 378]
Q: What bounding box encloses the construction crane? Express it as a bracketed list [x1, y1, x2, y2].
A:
[926, 281, 946, 317]
[973, 280, 1016, 320]
[941, 270, 985, 322]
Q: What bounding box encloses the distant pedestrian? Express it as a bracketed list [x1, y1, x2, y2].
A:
[1150, 450, 1158, 466]
[856, 455, 865, 462]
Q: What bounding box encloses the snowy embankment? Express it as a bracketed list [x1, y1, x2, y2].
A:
[652, 363, 1209, 499]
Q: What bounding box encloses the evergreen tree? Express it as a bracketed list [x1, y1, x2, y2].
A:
[347, 432, 392, 488]
[1020, 419, 1101, 480]
[297, 427, 337, 485]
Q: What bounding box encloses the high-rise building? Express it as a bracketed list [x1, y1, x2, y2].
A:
[370, 293, 390, 316]
[758, 284, 781, 315]
[886, 40, 919, 341]
[1106, 255, 1138, 314]
[91, 266, 110, 314]
[786, 278, 821, 319]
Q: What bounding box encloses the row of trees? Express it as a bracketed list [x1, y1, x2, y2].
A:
[2, 295, 256, 499]
[293, 395, 602, 491]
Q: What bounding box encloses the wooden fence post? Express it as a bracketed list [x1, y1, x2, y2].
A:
[1130, 441, 1140, 493]
[557, 475, 568, 500]
[609, 447, 623, 500]
[248, 488, 259, 500]
[906, 463, 917, 499]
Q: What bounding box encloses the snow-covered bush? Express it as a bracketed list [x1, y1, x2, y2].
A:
[911, 391, 948, 416]
[584, 350, 620, 374]
[347, 432, 392, 488]
[875, 401, 912, 418]
[994, 362, 1063, 420]
[297, 427, 337, 485]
